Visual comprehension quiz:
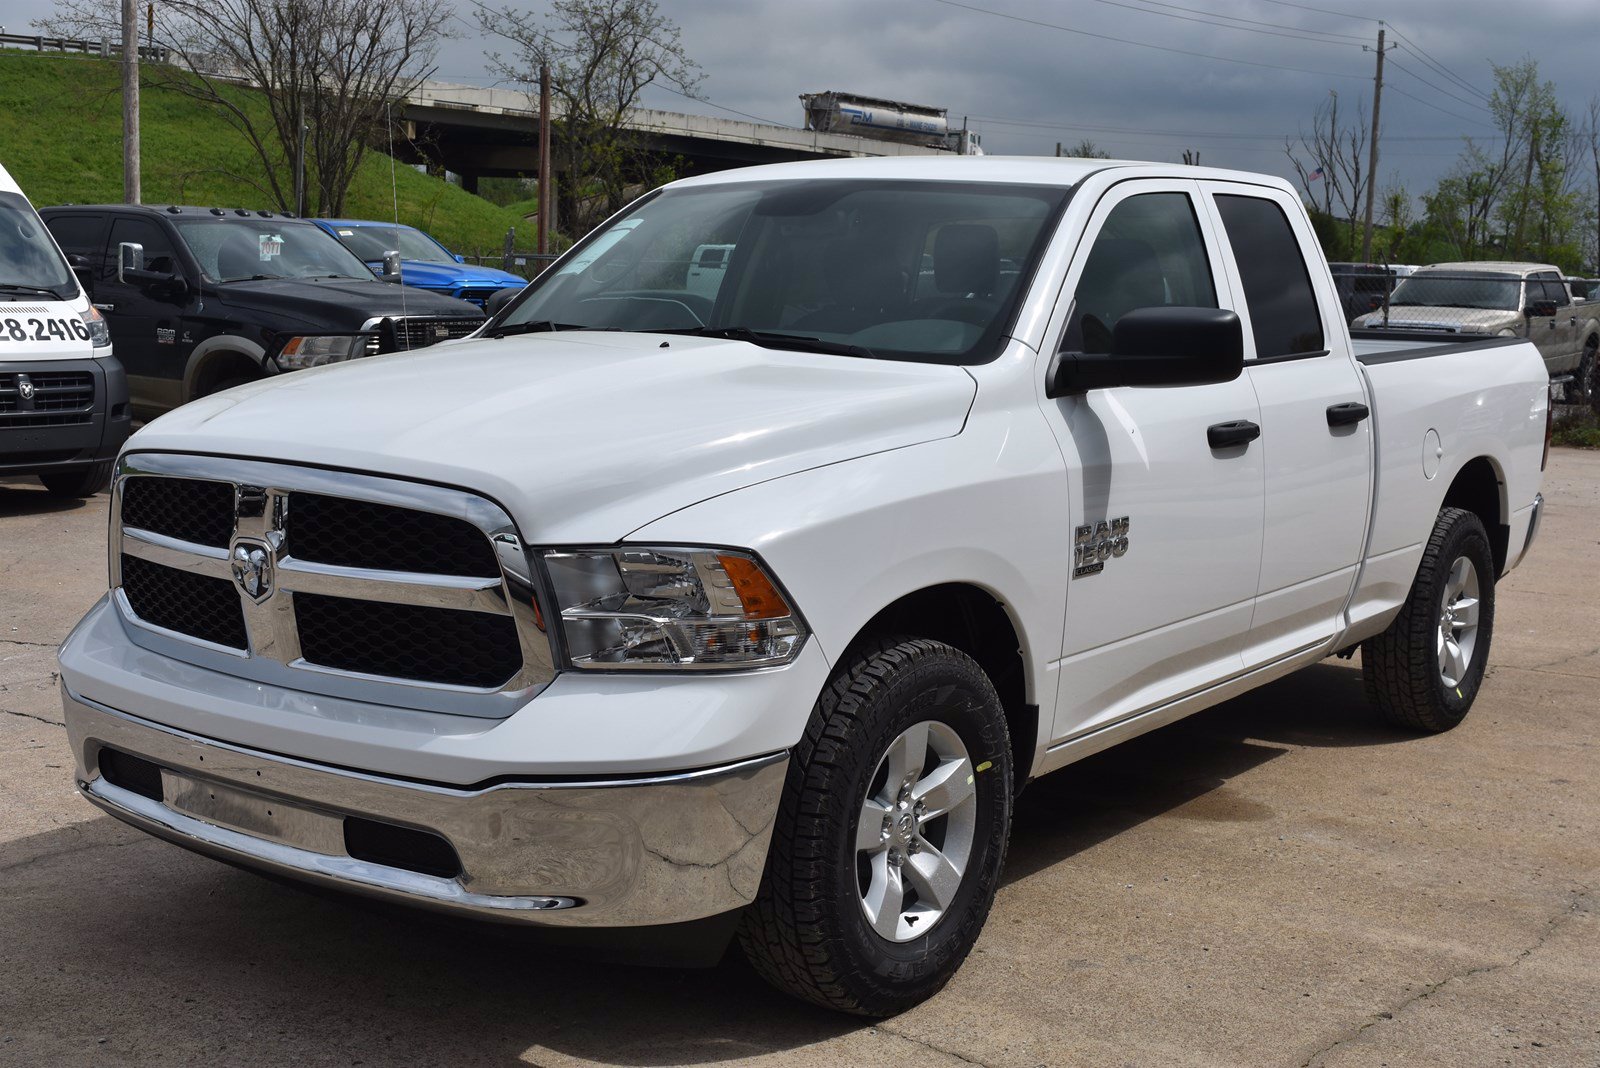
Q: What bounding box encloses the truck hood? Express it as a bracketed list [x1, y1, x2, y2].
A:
[214, 276, 483, 330]
[365, 260, 527, 289]
[1354, 307, 1518, 333]
[129, 331, 978, 542]
[0, 294, 99, 361]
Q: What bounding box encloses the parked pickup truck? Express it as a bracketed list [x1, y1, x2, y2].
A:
[39, 205, 485, 419]
[0, 159, 129, 496]
[1352, 261, 1599, 405]
[57, 159, 1549, 1016]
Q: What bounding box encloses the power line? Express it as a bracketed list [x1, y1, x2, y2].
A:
[1247, 0, 1378, 23]
[1387, 58, 1492, 114]
[1077, 0, 1368, 46]
[926, 0, 1368, 80]
[967, 113, 1491, 142]
[1385, 84, 1496, 129]
[1386, 26, 1492, 103]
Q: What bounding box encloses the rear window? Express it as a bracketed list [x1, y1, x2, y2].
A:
[1215, 195, 1325, 358]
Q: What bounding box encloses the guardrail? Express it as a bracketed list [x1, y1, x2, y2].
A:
[0, 30, 169, 63]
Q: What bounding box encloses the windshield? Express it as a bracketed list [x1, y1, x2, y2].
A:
[171, 217, 375, 282]
[499, 179, 1070, 364]
[1389, 271, 1521, 311]
[330, 224, 456, 264]
[0, 192, 75, 297]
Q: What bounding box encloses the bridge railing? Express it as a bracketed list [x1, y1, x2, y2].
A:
[0, 31, 169, 62]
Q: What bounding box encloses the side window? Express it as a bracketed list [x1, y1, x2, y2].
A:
[1536, 271, 1569, 306]
[1214, 195, 1325, 358]
[105, 217, 181, 280]
[1064, 192, 1216, 354]
[44, 214, 106, 262]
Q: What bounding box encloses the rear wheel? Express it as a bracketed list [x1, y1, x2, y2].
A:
[1362, 507, 1496, 732]
[1578, 340, 1599, 413]
[739, 637, 1013, 1016]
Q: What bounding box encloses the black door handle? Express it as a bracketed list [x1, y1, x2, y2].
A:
[1207, 420, 1261, 449]
[1326, 402, 1370, 427]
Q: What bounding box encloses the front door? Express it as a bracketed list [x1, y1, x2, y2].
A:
[100, 216, 191, 413]
[1039, 180, 1265, 744]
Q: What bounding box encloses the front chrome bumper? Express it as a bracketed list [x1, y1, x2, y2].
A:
[63, 688, 788, 928]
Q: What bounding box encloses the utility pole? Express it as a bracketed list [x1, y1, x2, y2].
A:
[121, 0, 140, 204]
[537, 64, 552, 258]
[1360, 23, 1392, 262]
[294, 103, 308, 217]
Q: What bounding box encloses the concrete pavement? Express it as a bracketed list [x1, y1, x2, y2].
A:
[1, 452, 1596, 1067]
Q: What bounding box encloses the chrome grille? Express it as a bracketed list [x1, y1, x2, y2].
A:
[110, 454, 556, 716]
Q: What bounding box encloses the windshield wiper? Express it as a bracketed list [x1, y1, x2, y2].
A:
[490, 320, 589, 338]
[0, 282, 66, 297]
[660, 326, 875, 359]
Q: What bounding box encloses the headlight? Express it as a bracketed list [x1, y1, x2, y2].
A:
[276, 334, 365, 370]
[543, 546, 807, 670]
[79, 306, 111, 348]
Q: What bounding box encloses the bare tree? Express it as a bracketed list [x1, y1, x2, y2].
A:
[478, 0, 700, 236]
[41, 0, 451, 216]
[1063, 139, 1110, 159]
[1284, 91, 1369, 258]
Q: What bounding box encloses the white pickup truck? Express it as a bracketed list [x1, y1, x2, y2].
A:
[57, 158, 1549, 1016]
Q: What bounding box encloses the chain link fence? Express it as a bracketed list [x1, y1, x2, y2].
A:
[1330, 264, 1599, 334]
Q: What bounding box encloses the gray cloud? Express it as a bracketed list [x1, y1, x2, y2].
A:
[10, 0, 1597, 198]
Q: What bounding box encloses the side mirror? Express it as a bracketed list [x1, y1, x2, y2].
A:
[1047, 307, 1244, 398]
[117, 241, 145, 283]
[381, 250, 403, 283]
[1526, 298, 1559, 318]
[453, 253, 466, 264]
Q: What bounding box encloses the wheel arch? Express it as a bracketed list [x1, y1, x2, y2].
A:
[183, 335, 268, 401]
[1440, 454, 1509, 575]
[840, 582, 1038, 793]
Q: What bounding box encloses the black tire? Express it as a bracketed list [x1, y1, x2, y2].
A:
[1362, 507, 1496, 732]
[739, 636, 1013, 1017]
[39, 461, 112, 498]
[1579, 340, 1599, 414]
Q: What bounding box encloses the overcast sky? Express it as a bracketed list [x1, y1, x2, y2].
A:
[13, 0, 1600, 198]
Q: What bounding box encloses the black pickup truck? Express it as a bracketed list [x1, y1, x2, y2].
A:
[39, 205, 484, 419]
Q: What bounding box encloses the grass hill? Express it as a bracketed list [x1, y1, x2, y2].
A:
[0, 50, 535, 258]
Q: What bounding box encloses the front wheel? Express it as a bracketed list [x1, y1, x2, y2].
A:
[739, 637, 1014, 1016]
[39, 461, 112, 498]
[1362, 507, 1496, 732]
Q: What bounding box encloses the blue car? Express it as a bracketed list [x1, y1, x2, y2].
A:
[312, 219, 526, 309]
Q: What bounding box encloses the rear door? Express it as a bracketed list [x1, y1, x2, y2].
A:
[1200, 184, 1372, 666]
[100, 215, 191, 412]
[1534, 270, 1578, 373]
[1039, 179, 1265, 743]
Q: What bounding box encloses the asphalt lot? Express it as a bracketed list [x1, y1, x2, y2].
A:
[1, 451, 1596, 1068]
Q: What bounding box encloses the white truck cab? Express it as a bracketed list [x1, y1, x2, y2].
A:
[56, 158, 1549, 1015]
[0, 160, 129, 496]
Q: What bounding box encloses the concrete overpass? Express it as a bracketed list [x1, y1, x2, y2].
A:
[391, 80, 951, 191]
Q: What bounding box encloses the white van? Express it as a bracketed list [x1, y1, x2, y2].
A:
[0, 160, 129, 496]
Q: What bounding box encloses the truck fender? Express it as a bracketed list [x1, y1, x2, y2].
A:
[182, 334, 268, 402]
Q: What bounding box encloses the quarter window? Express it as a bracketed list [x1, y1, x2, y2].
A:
[1215, 195, 1325, 358]
[1063, 192, 1217, 354]
[44, 213, 106, 260]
